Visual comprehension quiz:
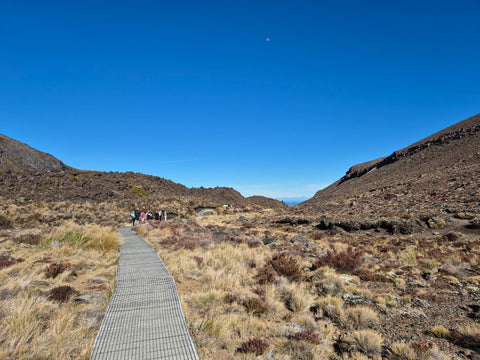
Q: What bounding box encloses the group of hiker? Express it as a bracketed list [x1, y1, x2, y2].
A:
[130, 208, 167, 226]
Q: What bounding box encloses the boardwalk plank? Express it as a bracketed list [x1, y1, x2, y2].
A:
[90, 227, 199, 360]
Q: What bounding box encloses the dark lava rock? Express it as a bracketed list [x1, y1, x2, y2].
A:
[466, 219, 480, 229]
[290, 235, 309, 245]
[315, 218, 333, 230]
[211, 232, 227, 241]
[263, 237, 278, 245]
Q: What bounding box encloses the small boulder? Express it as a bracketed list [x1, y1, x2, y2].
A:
[290, 235, 309, 245]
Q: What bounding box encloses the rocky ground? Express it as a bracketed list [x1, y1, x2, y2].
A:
[134, 206, 480, 359]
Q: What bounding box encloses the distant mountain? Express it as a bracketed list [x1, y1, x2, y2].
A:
[297, 113, 480, 217]
[0, 134, 71, 171]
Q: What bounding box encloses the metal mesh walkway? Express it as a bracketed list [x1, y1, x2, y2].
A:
[90, 227, 199, 360]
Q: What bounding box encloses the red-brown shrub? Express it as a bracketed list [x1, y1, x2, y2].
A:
[224, 293, 240, 304]
[0, 255, 16, 269]
[315, 246, 363, 273]
[354, 268, 393, 283]
[239, 338, 269, 356]
[192, 256, 203, 267]
[46, 285, 78, 302]
[44, 262, 71, 279]
[291, 329, 322, 344]
[255, 264, 278, 284]
[268, 253, 302, 280]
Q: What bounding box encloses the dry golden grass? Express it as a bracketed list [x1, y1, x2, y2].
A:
[0, 222, 119, 359]
[139, 219, 339, 358]
[132, 208, 480, 359]
[430, 325, 451, 338]
[340, 329, 383, 358]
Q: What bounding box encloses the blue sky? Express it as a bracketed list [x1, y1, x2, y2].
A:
[1, 0, 479, 200]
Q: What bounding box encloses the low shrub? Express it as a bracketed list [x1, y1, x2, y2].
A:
[44, 262, 71, 279]
[268, 252, 302, 280]
[0, 255, 16, 269]
[46, 285, 78, 302]
[354, 269, 393, 283]
[239, 338, 269, 356]
[224, 293, 240, 304]
[255, 264, 278, 284]
[15, 233, 42, 245]
[192, 256, 203, 267]
[316, 247, 363, 273]
[291, 329, 322, 344]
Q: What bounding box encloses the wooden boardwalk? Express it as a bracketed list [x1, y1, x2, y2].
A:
[90, 227, 199, 360]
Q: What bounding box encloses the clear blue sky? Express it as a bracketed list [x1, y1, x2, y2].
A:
[1, 1, 479, 200]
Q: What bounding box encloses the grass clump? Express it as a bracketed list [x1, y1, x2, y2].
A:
[345, 306, 379, 329]
[242, 297, 268, 316]
[387, 341, 449, 360]
[39, 223, 119, 252]
[429, 325, 450, 338]
[339, 329, 383, 357]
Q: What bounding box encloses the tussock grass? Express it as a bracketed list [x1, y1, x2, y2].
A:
[387, 341, 417, 360]
[387, 341, 450, 360]
[279, 282, 316, 313]
[0, 223, 119, 359]
[345, 306, 379, 329]
[340, 329, 383, 357]
[39, 222, 120, 252]
[430, 325, 451, 338]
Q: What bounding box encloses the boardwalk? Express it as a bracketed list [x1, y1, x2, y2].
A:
[90, 227, 199, 360]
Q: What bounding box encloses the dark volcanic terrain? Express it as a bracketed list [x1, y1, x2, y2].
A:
[297, 113, 480, 218]
[0, 134, 71, 171]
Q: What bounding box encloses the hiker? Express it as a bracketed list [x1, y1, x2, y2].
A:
[163, 210, 167, 222]
[135, 208, 141, 221]
[131, 212, 136, 226]
[140, 211, 146, 222]
[154, 211, 160, 220]
[147, 211, 152, 220]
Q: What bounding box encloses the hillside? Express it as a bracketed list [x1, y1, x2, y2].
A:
[297, 113, 480, 217]
[0, 134, 286, 227]
[0, 134, 71, 171]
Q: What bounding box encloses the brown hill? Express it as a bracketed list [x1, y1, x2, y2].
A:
[0, 134, 71, 171]
[296, 113, 480, 217]
[0, 168, 261, 208]
[0, 134, 286, 225]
